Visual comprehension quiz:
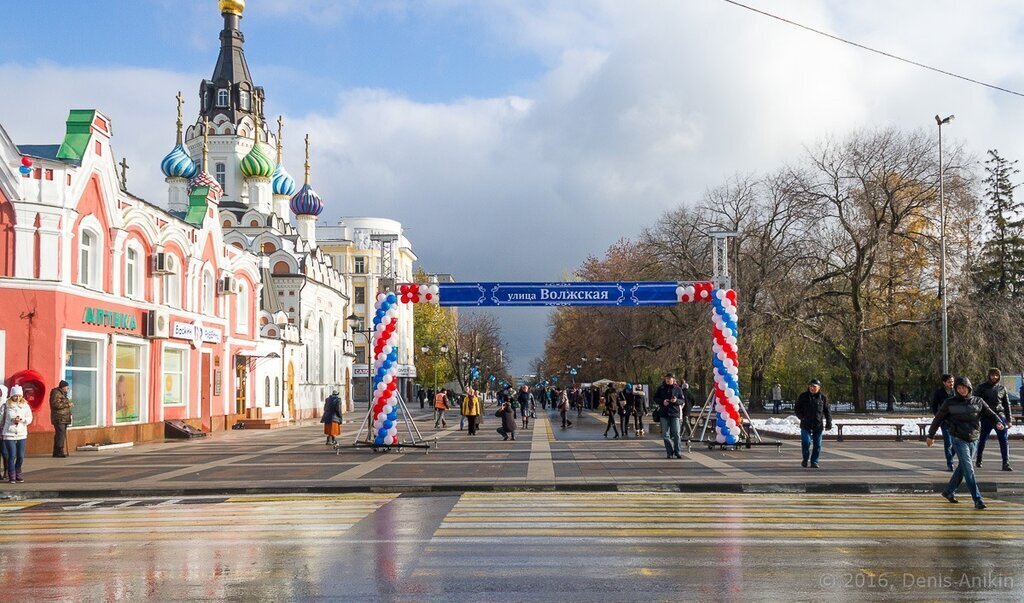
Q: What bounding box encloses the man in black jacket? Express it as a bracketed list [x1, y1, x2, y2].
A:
[930, 374, 955, 471]
[927, 376, 1005, 509]
[974, 368, 1013, 471]
[794, 379, 832, 469]
[653, 373, 684, 459]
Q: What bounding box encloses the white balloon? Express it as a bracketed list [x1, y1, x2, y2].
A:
[716, 434, 726, 444]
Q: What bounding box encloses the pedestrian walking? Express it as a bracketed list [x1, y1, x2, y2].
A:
[653, 374, 683, 458]
[794, 379, 832, 468]
[974, 368, 1013, 471]
[603, 390, 620, 438]
[433, 389, 449, 428]
[927, 376, 1006, 509]
[518, 386, 532, 429]
[49, 380, 73, 458]
[495, 401, 517, 441]
[770, 382, 783, 415]
[320, 389, 343, 446]
[417, 387, 427, 409]
[461, 387, 482, 435]
[679, 381, 694, 439]
[557, 388, 572, 429]
[930, 374, 956, 471]
[633, 387, 647, 436]
[1, 385, 32, 483]
[619, 385, 632, 437]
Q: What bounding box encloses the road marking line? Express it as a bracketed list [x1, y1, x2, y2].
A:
[527, 411, 556, 481]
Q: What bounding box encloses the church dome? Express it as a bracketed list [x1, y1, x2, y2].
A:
[272, 163, 297, 196]
[289, 183, 323, 217]
[240, 140, 275, 179]
[219, 0, 245, 15]
[160, 144, 197, 179]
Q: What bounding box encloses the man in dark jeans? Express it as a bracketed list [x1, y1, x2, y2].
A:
[974, 368, 1013, 471]
[49, 380, 74, 458]
[928, 376, 1006, 509]
[794, 379, 832, 469]
[653, 373, 684, 459]
[930, 374, 955, 471]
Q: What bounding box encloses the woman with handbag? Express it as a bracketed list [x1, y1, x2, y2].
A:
[1, 385, 32, 483]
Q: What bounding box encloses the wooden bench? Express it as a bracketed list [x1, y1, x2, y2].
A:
[835, 422, 904, 442]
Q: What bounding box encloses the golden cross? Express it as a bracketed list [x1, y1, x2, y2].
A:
[276, 115, 284, 163]
[175, 91, 184, 144]
[303, 134, 311, 184]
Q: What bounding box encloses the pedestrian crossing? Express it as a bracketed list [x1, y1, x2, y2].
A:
[0, 493, 396, 544]
[433, 492, 1024, 542]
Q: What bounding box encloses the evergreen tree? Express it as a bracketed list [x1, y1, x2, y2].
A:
[976, 149, 1024, 296]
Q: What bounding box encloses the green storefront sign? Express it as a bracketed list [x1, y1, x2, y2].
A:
[83, 307, 138, 331]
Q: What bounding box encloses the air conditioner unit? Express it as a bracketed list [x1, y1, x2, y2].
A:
[144, 309, 170, 339]
[151, 253, 174, 275]
[218, 275, 238, 295]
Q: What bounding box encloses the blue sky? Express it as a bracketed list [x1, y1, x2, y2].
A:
[5, 1, 1024, 374]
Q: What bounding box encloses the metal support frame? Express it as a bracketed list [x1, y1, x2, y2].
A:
[710, 230, 738, 290]
[347, 390, 432, 453]
[371, 233, 399, 294]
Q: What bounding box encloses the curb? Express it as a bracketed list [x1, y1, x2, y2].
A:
[3, 481, 1023, 501]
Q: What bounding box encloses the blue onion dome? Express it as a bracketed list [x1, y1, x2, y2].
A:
[272, 163, 297, 196]
[160, 144, 197, 179]
[289, 183, 323, 216]
[189, 170, 223, 201]
[240, 141, 275, 179]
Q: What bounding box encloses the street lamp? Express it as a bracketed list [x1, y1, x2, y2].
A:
[347, 313, 374, 408]
[936, 114, 954, 374]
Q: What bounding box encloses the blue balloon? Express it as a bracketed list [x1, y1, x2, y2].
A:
[18, 166, 31, 175]
[386, 293, 398, 304]
[388, 411, 398, 420]
[383, 420, 394, 429]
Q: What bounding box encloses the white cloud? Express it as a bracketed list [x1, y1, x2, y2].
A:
[5, 1, 1024, 371]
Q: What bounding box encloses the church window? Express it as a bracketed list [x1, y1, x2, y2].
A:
[240, 91, 251, 111]
[215, 163, 226, 191]
[216, 89, 229, 107]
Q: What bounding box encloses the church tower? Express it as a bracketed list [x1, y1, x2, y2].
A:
[184, 0, 283, 215]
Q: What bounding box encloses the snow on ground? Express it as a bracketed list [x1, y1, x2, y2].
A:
[753, 416, 1024, 437]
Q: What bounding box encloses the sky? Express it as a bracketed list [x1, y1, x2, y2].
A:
[4, 0, 1024, 374]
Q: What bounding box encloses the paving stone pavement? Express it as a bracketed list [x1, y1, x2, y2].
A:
[3, 407, 1024, 497]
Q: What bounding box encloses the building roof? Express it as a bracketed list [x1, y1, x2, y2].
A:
[16, 144, 75, 164]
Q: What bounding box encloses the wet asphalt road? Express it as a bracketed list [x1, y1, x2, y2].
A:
[2, 491, 1023, 602]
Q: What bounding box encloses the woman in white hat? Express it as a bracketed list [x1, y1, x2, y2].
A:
[1, 385, 33, 483]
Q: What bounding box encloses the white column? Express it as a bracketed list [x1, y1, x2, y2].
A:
[296, 215, 317, 249]
[109, 228, 127, 295]
[247, 177, 272, 215]
[273, 194, 291, 223]
[37, 213, 63, 280]
[13, 209, 36, 279]
[167, 177, 189, 214]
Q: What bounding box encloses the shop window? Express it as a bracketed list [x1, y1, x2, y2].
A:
[65, 338, 100, 427]
[115, 344, 142, 423]
[163, 347, 187, 406]
[355, 256, 367, 274]
[236, 283, 249, 332]
[354, 286, 365, 305]
[125, 247, 141, 299]
[216, 88, 229, 107]
[202, 269, 215, 315]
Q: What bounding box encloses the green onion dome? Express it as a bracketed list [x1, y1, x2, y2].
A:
[240, 140, 275, 179]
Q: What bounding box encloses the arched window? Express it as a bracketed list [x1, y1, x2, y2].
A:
[236, 282, 249, 332]
[216, 89, 229, 107]
[265, 376, 271, 408]
[202, 269, 215, 315]
[162, 255, 180, 308]
[222, 220, 231, 228]
[203, 89, 209, 110]
[318, 318, 327, 384]
[240, 90, 251, 111]
[250, 220, 260, 227]
[261, 242, 276, 254]
[125, 245, 144, 300]
[78, 227, 104, 290]
[273, 261, 290, 275]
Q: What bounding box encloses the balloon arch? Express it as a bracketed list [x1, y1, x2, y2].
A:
[361, 281, 744, 449]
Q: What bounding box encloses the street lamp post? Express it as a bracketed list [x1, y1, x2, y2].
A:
[936, 114, 954, 375]
[347, 313, 374, 409]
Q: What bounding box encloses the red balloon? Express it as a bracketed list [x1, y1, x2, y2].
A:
[21, 156, 31, 167]
[425, 293, 433, 301]
[411, 294, 420, 303]
[401, 295, 410, 304]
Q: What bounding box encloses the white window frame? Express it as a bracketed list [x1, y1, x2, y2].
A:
[240, 90, 251, 111]
[235, 281, 249, 333]
[77, 218, 104, 290]
[161, 344, 190, 408]
[124, 243, 143, 301]
[215, 162, 227, 192]
[112, 336, 149, 425]
[61, 329, 107, 429]
[202, 268, 216, 316]
[216, 88, 229, 107]
[162, 254, 181, 309]
[354, 256, 366, 274]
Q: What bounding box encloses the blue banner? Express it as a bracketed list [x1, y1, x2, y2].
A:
[437, 282, 679, 307]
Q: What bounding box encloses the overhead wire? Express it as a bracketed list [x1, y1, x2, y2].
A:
[719, 0, 1024, 98]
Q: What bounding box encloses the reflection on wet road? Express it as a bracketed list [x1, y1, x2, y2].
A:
[2, 492, 1022, 600]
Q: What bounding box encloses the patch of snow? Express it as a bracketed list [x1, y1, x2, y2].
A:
[753, 416, 1024, 437]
